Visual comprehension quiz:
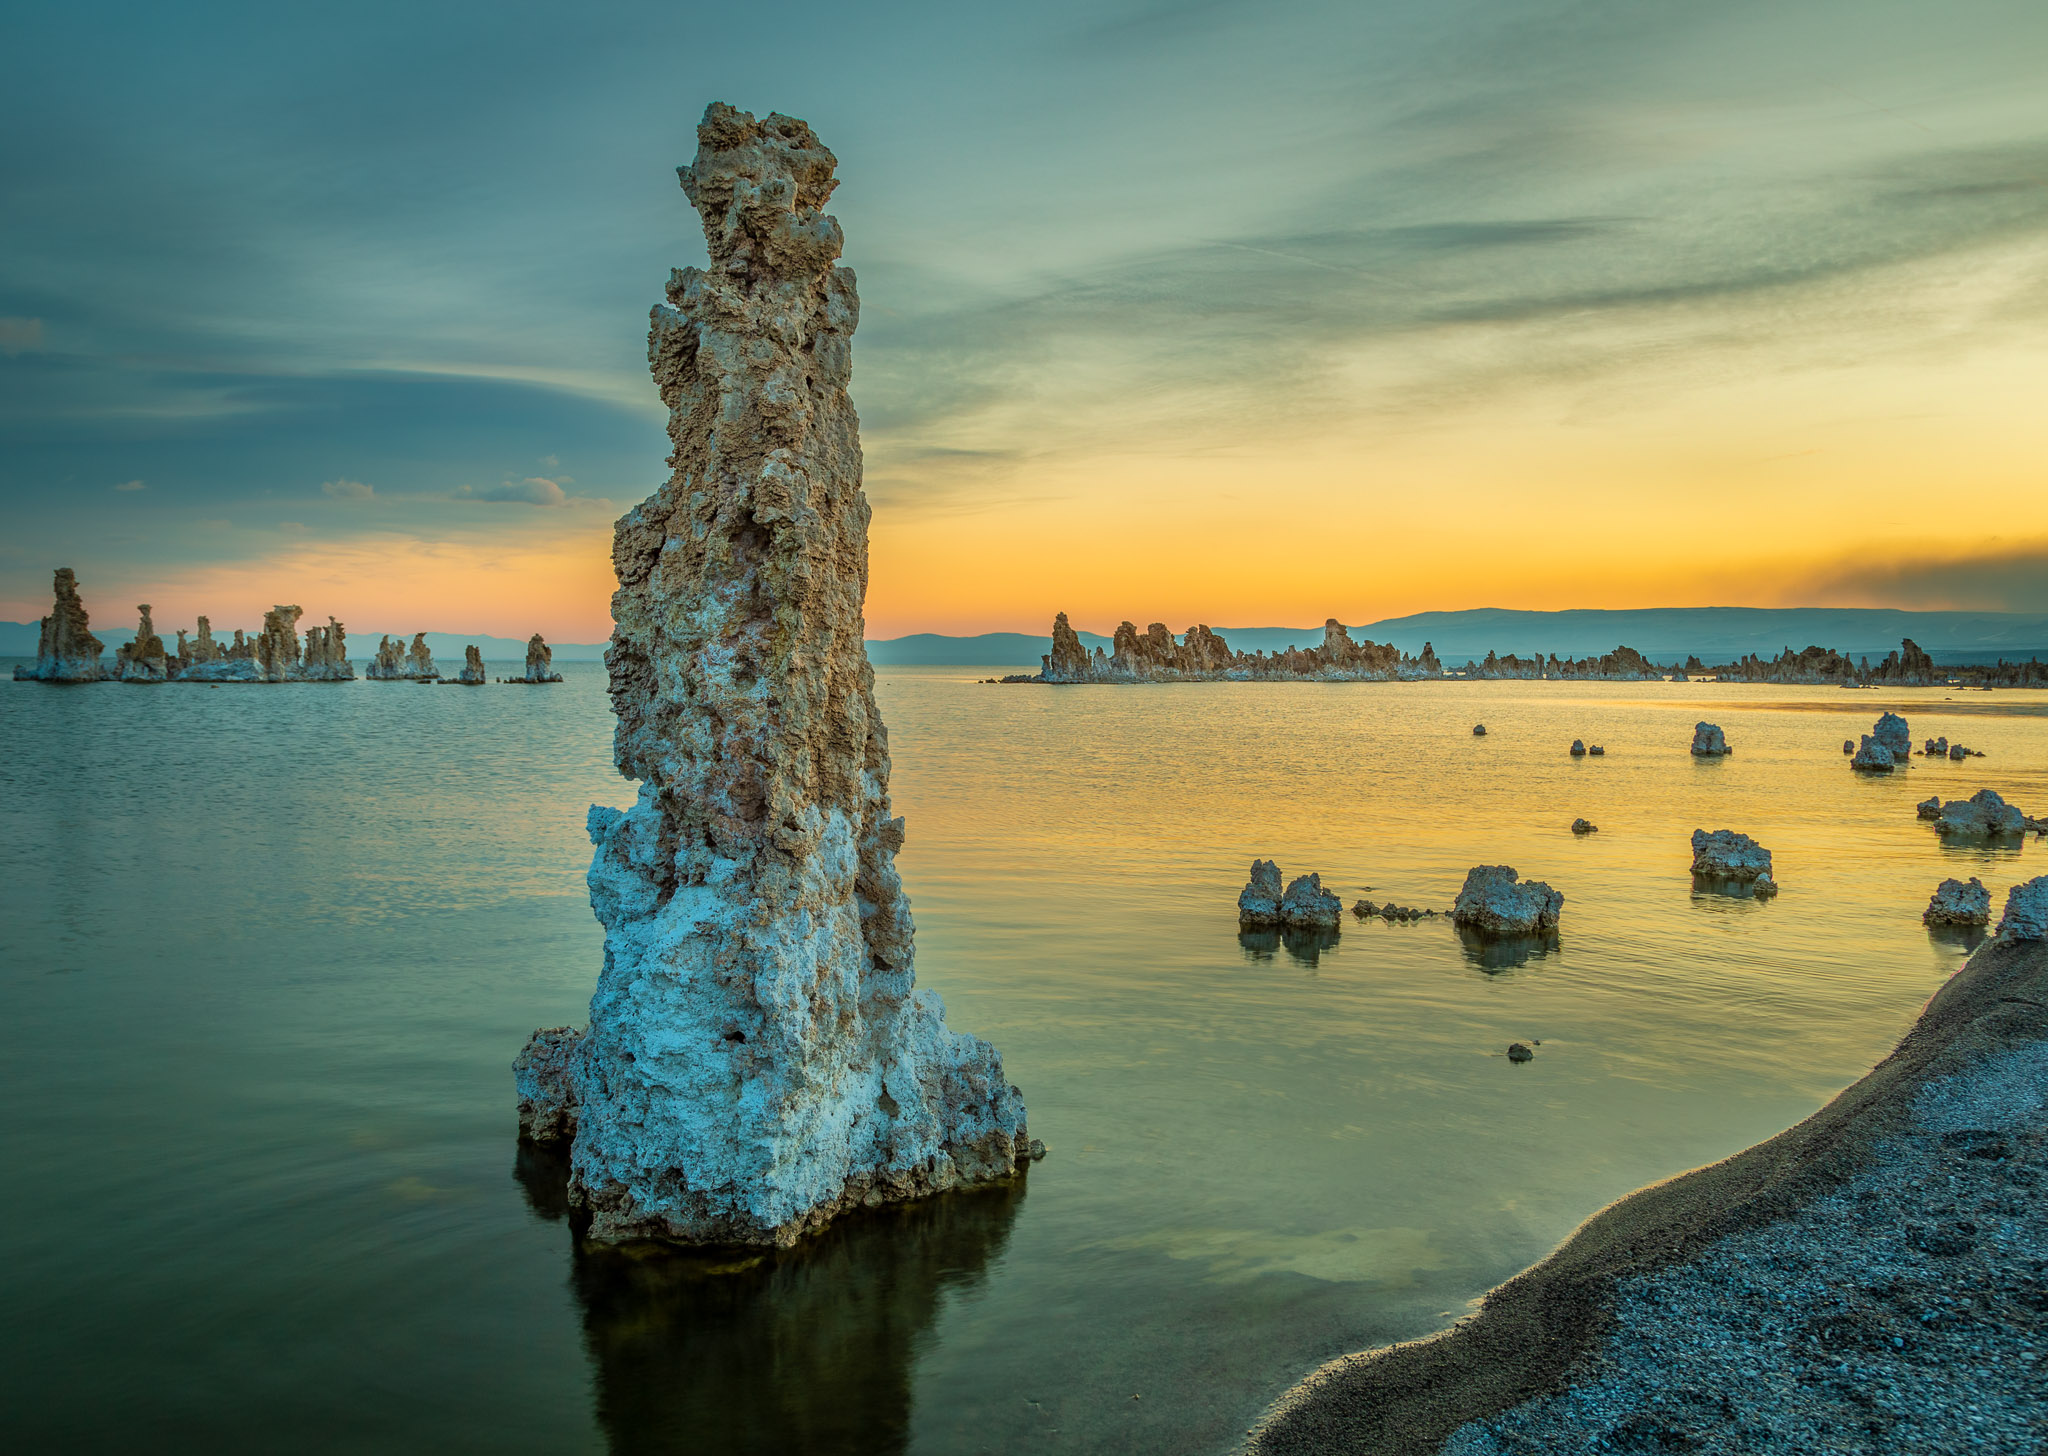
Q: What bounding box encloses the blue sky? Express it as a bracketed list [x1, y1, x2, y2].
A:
[4, 0, 2046, 636]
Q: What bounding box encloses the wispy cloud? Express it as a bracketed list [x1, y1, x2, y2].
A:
[113, 479, 146, 492]
[321, 477, 376, 501]
[453, 475, 570, 507]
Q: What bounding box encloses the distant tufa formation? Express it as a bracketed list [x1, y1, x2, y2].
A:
[12, 566, 559, 688]
[1020, 615, 2048, 687]
[513, 103, 1038, 1248]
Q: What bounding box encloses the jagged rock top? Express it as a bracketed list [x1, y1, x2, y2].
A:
[1924, 878, 1990, 927]
[1690, 722, 1729, 757]
[1451, 866, 1563, 937]
[1996, 877, 2048, 940]
[1690, 828, 1772, 883]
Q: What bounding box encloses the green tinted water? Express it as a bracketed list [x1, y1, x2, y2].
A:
[2, 665, 2042, 1452]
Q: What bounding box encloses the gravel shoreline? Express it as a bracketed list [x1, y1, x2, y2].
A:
[1249, 936, 2048, 1456]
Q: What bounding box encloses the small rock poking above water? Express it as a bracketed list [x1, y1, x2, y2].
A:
[1690, 722, 1729, 757]
[1995, 876, 2048, 939]
[1850, 733, 1895, 771]
[1917, 795, 1942, 820]
[1841, 738, 1854, 755]
[1587, 745, 1604, 756]
[1451, 865, 1563, 937]
[1472, 724, 1487, 736]
[1690, 828, 1772, 884]
[516, 633, 563, 684]
[1922, 735, 1949, 757]
[1871, 710, 1911, 756]
[1279, 873, 1343, 929]
[1949, 742, 1969, 760]
[1571, 818, 1597, 835]
[1239, 860, 1284, 927]
[1932, 788, 2029, 836]
[1924, 877, 1991, 927]
[1506, 1042, 1534, 1063]
[1570, 739, 1586, 756]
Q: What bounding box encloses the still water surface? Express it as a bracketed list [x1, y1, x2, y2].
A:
[2, 664, 2044, 1453]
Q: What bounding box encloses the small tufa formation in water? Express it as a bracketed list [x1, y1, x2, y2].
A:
[1279, 872, 1343, 929]
[516, 634, 563, 683]
[1570, 739, 1586, 756]
[1451, 866, 1563, 937]
[14, 567, 105, 681]
[1850, 734, 1895, 772]
[1996, 877, 2048, 939]
[513, 103, 1037, 1248]
[1472, 724, 1486, 736]
[1506, 1042, 1534, 1062]
[1922, 736, 1949, 758]
[114, 604, 168, 682]
[1571, 818, 1598, 834]
[367, 635, 409, 680]
[255, 605, 302, 681]
[1927, 789, 2033, 837]
[454, 645, 487, 685]
[300, 616, 354, 681]
[1923, 878, 1991, 927]
[1690, 722, 1730, 757]
[408, 632, 438, 679]
[1690, 828, 1776, 895]
[1842, 738, 1855, 755]
[1239, 860, 1285, 926]
[1870, 711, 1911, 757]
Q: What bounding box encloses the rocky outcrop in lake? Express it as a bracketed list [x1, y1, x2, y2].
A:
[368, 635, 408, 680]
[1996, 877, 2048, 940]
[1690, 829, 1775, 895]
[254, 605, 302, 681]
[300, 617, 354, 681]
[513, 103, 1037, 1248]
[1871, 711, 1911, 756]
[1036, 616, 1444, 682]
[1451, 865, 1563, 936]
[1924, 878, 1991, 927]
[1850, 734, 1896, 771]
[113, 604, 167, 682]
[1690, 722, 1730, 757]
[408, 633, 438, 679]
[454, 645, 486, 685]
[1929, 789, 2033, 837]
[513, 633, 563, 683]
[1239, 859, 1284, 927]
[14, 567, 105, 681]
[1280, 872, 1342, 929]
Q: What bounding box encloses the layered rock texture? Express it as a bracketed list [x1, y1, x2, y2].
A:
[1690, 722, 1729, 757]
[1998, 877, 2048, 940]
[14, 567, 104, 681]
[1924, 877, 1991, 927]
[513, 104, 1037, 1248]
[1451, 866, 1563, 936]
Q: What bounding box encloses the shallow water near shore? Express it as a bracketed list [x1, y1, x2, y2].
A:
[2, 662, 2044, 1453]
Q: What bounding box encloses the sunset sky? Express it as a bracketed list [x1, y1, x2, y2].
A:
[4, 0, 2046, 641]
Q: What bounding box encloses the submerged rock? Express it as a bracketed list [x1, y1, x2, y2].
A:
[1996, 877, 2048, 940]
[1239, 859, 1284, 927]
[1871, 711, 1911, 756]
[1933, 789, 2028, 836]
[1690, 828, 1772, 883]
[455, 645, 486, 685]
[1451, 865, 1563, 937]
[513, 104, 1035, 1249]
[1924, 877, 1991, 927]
[1587, 745, 1604, 756]
[1850, 734, 1895, 771]
[16, 567, 104, 681]
[1690, 722, 1729, 757]
[1351, 899, 1378, 919]
[1279, 873, 1342, 929]
[1842, 738, 1855, 755]
[1571, 818, 1597, 835]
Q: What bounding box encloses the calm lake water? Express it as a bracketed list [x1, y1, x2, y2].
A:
[2, 662, 2044, 1453]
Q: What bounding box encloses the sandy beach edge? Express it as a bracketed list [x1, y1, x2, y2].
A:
[1245, 934, 2048, 1456]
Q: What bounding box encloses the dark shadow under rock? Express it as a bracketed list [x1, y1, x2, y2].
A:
[1457, 926, 1560, 973]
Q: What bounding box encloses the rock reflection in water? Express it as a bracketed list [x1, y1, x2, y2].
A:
[1926, 922, 1990, 954]
[1455, 925, 1560, 973]
[515, 1143, 1024, 1456]
[1238, 924, 1343, 968]
[1690, 873, 1772, 901]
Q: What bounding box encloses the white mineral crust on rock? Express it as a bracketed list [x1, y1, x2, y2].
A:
[513, 104, 1036, 1248]
[368, 635, 408, 680]
[1451, 865, 1563, 936]
[17, 567, 104, 681]
[1935, 789, 2028, 836]
[1995, 877, 2048, 939]
[1850, 734, 1895, 771]
[1238, 859, 1284, 926]
[255, 605, 302, 681]
[1690, 722, 1729, 756]
[1871, 711, 1911, 756]
[456, 645, 486, 685]
[1690, 828, 1773, 882]
[1924, 877, 1991, 927]
[300, 616, 355, 681]
[1279, 872, 1342, 928]
[407, 632, 438, 679]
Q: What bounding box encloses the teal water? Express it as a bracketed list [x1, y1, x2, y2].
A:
[2, 663, 2043, 1452]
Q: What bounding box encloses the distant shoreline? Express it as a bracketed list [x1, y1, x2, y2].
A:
[1246, 935, 2048, 1456]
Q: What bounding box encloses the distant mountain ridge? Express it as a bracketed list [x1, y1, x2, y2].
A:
[9, 607, 2048, 667]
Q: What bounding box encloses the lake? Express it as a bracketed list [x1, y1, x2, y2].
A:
[2, 663, 2042, 1452]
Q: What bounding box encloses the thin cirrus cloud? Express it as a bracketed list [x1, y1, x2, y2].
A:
[113, 479, 147, 492]
[453, 476, 571, 507]
[321, 478, 376, 501]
